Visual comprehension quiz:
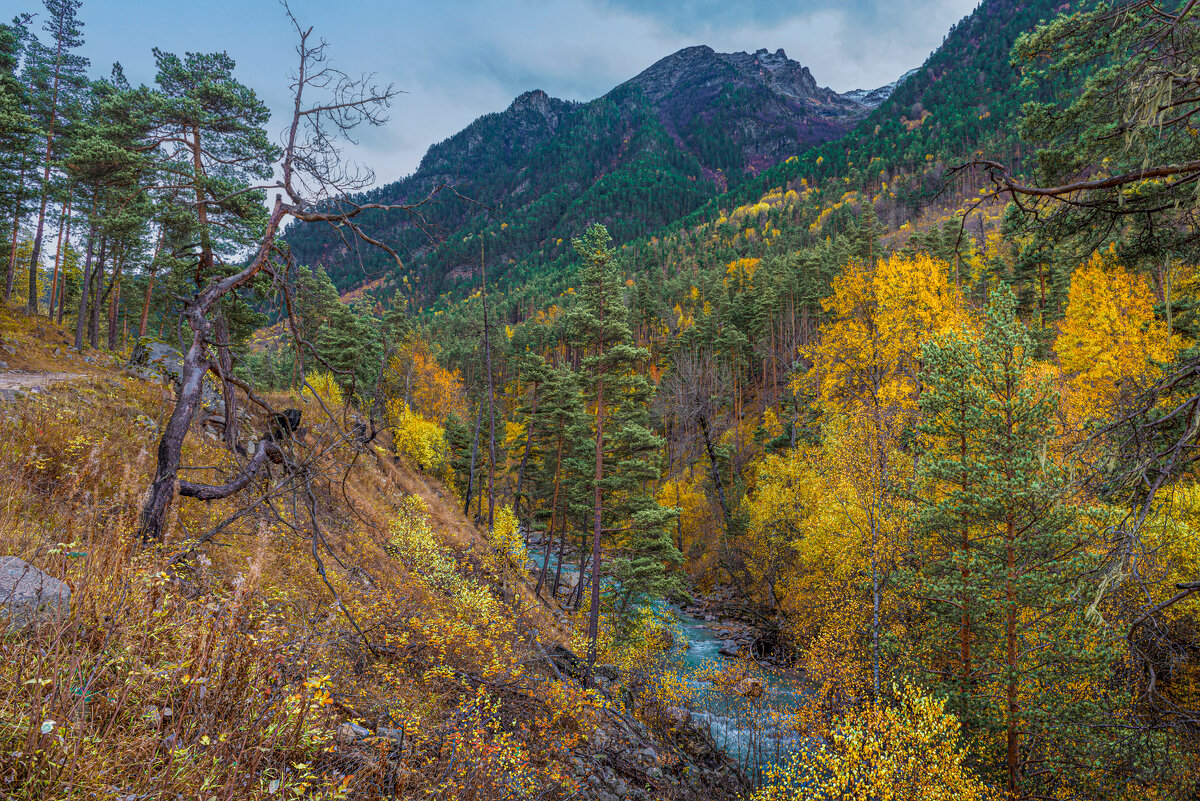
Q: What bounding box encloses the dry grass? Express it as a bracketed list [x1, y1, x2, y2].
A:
[0, 308, 597, 800]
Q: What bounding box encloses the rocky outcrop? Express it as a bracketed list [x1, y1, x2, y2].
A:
[626, 46, 861, 115]
[0, 557, 70, 630]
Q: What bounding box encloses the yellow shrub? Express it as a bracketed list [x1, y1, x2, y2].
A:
[753, 684, 998, 801]
[388, 494, 501, 624]
[387, 399, 448, 476]
[302, 370, 344, 407]
[490, 504, 527, 567]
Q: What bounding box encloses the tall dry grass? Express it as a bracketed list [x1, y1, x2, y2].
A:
[0, 312, 597, 800]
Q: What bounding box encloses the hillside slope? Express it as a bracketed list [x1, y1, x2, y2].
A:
[0, 308, 744, 800]
[283, 47, 869, 302]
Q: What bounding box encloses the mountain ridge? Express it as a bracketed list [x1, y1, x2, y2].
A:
[283, 44, 876, 297]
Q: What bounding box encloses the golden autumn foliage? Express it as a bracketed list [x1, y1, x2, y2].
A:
[387, 399, 450, 478]
[656, 472, 717, 574]
[386, 338, 468, 423]
[806, 253, 965, 416]
[1055, 251, 1180, 423]
[489, 504, 527, 568]
[752, 684, 999, 801]
[303, 369, 345, 408]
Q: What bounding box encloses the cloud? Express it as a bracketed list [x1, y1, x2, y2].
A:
[75, 0, 980, 187]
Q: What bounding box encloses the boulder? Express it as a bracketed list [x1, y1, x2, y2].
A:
[127, 342, 222, 409]
[0, 557, 70, 630]
[336, 721, 371, 742]
[718, 640, 740, 658]
[735, 677, 764, 698]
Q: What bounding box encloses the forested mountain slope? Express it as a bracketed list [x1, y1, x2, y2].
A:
[282, 46, 871, 300]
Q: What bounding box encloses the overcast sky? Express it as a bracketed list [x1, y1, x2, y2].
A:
[59, 0, 979, 187]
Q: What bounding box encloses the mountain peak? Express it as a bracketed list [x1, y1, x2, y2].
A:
[624, 45, 854, 113]
[505, 89, 570, 128]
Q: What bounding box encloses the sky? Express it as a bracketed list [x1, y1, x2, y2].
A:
[57, 0, 980, 188]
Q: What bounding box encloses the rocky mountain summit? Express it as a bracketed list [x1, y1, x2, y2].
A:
[622, 45, 867, 173]
[840, 67, 920, 108]
[625, 45, 861, 114]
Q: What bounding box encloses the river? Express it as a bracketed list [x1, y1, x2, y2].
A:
[526, 542, 809, 779]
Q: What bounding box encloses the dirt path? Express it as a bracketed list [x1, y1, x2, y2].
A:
[0, 371, 83, 391]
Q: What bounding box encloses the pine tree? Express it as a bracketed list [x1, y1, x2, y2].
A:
[908, 285, 1114, 797]
[0, 23, 35, 268]
[569, 223, 681, 675]
[22, 0, 89, 313]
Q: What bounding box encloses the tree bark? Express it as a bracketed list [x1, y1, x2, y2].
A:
[213, 311, 240, 451]
[138, 225, 165, 338]
[106, 272, 121, 350]
[480, 245, 497, 530]
[139, 197, 287, 543]
[27, 8, 70, 314]
[536, 431, 564, 596]
[464, 399, 482, 519]
[87, 238, 107, 348]
[73, 222, 95, 351]
[179, 440, 282, 499]
[586, 301, 606, 682]
[49, 192, 71, 321]
[141, 311, 213, 542]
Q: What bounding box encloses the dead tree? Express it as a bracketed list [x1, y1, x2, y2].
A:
[139, 10, 441, 542]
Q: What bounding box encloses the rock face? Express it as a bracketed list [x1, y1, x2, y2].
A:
[0, 557, 70, 630]
[622, 46, 867, 174]
[127, 342, 222, 410]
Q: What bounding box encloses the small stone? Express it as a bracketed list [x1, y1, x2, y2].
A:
[337, 722, 371, 741]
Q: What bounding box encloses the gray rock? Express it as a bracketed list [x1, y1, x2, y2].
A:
[127, 342, 222, 409]
[336, 721, 371, 741]
[718, 640, 740, 658]
[0, 557, 70, 630]
[375, 726, 405, 744]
